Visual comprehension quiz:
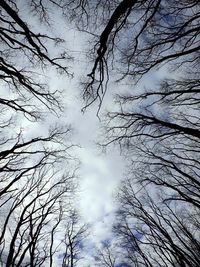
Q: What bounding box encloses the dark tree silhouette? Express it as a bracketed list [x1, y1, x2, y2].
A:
[0, 0, 73, 120]
[79, 0, 200, 109]
[71, 0, 200, 266]
[61, 210, 88, 267]
[114, 180, 200, 267]
[94, 241, 117, 267]
[0, 1, 84, 267]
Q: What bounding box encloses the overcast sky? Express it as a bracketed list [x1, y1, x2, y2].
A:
[31, 20, 127, 265]
[62, 30, 125, 251]
[2, 2, 197, 266]
[4, 3, 178, 265]
[35, 17, 171, 266]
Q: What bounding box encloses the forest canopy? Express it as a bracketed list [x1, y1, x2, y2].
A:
[0, 0, 200, 266]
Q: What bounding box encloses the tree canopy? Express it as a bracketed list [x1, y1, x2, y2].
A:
[0, 0, 200, 266]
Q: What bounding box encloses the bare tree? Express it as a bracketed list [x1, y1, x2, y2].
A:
[74, 0, 200, 108]
[69, 1, 200, 266]
[0, 126, 79, 267]
[61, 209, 88, 267]
[94, 241, 117, 267]
[0, 0, 74, 121]
[1, 1, 200, 266]
[114, 180, 200, 267]
[0, 2, 85, 267]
